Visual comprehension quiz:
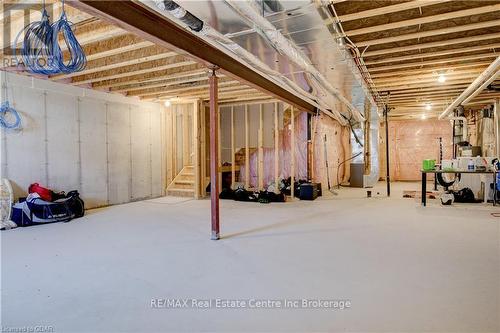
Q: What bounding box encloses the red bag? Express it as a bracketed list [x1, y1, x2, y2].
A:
[28, 183, 52, 202]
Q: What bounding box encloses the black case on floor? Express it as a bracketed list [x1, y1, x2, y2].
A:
[299, 183, 322, 200]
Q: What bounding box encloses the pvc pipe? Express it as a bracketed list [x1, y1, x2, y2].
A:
[462, 71, 500, 105]
[439, 56, 500, 119]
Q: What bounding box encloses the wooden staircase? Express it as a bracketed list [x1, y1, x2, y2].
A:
[166, 165, 195, 197]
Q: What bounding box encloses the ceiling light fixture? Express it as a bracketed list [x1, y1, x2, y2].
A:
[425, 104, 432, 111]
[438, 73, 446, 83]
[164, 100, 171, 107]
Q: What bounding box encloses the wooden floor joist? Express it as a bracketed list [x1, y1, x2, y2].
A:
[344, 4, 500, 36]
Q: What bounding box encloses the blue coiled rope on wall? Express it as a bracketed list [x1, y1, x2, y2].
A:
[15, 0, 86, 75]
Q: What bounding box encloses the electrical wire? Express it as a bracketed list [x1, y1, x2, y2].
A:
[15, 6, 59, 75]
[15, 0, 86, 75]
[51, 0, 87, 73]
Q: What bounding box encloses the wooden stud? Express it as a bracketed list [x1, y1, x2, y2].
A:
[274, 102, 279, 193]
[165, 106, 173, 187]
[290, 107, 295, 200]
[245, 105, 250, 189]
[171, 105, 177, 179]
[200, 102, 207, 197]
[231, 106, 235, 189]
[258, 104, 264, 191]
[193, 99, 200, 199]
[182, 107, 189, 167]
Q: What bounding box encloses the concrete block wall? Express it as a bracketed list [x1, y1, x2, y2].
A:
[0, 72, 165, 208]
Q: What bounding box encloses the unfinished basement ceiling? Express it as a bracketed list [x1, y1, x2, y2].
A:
[0, 1, 273, 105]
[330, 0, 500, 118]
[158, 0, 374, 116]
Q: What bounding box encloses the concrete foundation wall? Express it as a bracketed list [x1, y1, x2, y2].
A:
[0, 72, 165, 208]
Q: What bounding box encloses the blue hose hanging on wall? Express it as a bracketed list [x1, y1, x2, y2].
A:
[0, 101, 21, 130]
[51, 0, 86, 73]
[16, 6, 58, 75]
[16, 0, 86, 75]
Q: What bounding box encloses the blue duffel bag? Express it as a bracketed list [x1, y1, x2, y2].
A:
[11, 195, 75, 227]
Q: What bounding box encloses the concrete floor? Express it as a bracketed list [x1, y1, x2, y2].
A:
[1, 182, 499, 332]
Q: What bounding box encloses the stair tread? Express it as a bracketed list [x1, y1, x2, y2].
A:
[168, 188, 194, 192]
[175, 180, 194, 184]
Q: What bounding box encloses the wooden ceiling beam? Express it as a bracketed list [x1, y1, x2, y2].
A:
[93, 66, 206, 89]
[85, 35, 154, 62]
[364, 44, 500, 65]
[112, 74, 218, 94]
[357, 20, 500, 47]
[369, 63, 490, 78]
[388, 94, 462, 103]
[100, 68, 206, 90]
[345, 4, 500, 36]
[387, 89, 465, 98]
[368, 53, 497, 72]
[377, 78, 476, 90]
[143, 85, 253, 101]
[53, 51, 177, 80]
[134, 80, 242, 98]
[374, 73, 481, 88]
[71, 0, 316, 113]
[72, 59, 196, 85]
[383, 84, 471, 95]
[373, 69, 483, 84]
[336, 0, 451, 23]
[363, 33, 500, 57]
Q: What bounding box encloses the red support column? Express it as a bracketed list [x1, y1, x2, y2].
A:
[209, 69, 220, 240]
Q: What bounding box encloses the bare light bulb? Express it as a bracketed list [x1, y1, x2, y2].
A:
[438, 74, 446, 83]
[425, 104, 432, 111]
[164, 100, 171, 107]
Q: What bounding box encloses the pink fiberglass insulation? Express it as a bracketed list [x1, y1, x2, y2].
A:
[312, 114, 351, 188]
[381, 119, 453, 181]
[239, 112, 308, 188]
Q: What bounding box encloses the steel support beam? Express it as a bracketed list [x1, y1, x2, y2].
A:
[209, 70, 220, 240]
[70, 0, 315, 113]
